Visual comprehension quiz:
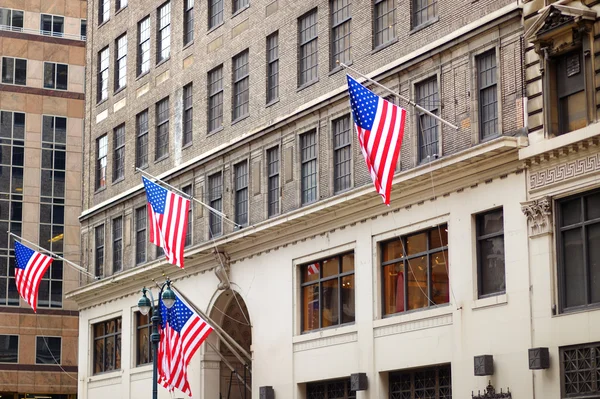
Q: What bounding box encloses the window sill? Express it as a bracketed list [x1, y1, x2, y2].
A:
[136, 71, 150, 82]
[96, 98, 108, 107]
[207, 127, 224, 136]
[97, 20, 110, 29]
[130, 364, 152, 374]
[375, 303, 453, 329]
[183, 40, 194, 51]
[154, 155, 169, 164]
[232, 114, 249, 125]
[156, 56, 170, 68]
[294, 323, 357, 342]
[297, 79, 319, 92]
[114, 85, 127, 96]
[134, 164, 148, 173]
[329, 61, 352, 76]
[88, 369, 121, 382]
[94, 187, 107, 195]
[371, 37, 399, 55]
[112, 177, 125, 186]
[266, 98, 280, 108]
[410, 17, 439, 35]
[232, 5, 250, 18]
[207, 22, 224, 35]
[182, 142, 193, 150]
[471, 293, 507, 311]
[115, 5, 128, 16]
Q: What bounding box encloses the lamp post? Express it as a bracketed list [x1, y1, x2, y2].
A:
[137, 278, 176, 399]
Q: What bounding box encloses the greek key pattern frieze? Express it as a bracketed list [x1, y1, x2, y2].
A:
[529, 153, 600, 189]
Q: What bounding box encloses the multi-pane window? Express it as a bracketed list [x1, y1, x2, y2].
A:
[234, 162, 248, 226]
[2, 57, 26, 85]
[135, 312, 152, 366]
[561, 343, 600, 397]
[183, 83, 193, 147]
[477, 50, 498, 140]
[184, 0, 194, 45]
[113, 124, 125, 182]
[416, 77, 439, 163]
[96, 135, 108, 190]
[116, 0, 128, 11]
[374, 0, 395, 48]
[182, 185, 193, 247]
[412, 0, 437, 28]
[135, 207, 147, 264]
[333, 115, 351, 193]
[155, 98, 169, 160]
[95, 224, 104, 277]
[208, 173, 223, 238]
[300, 130, 317, 205]
[98, 0, 110, 24]
[232, 50, 249, 121]
[381, 225, 449, 315]
[81, 19, 87, 40]
[115, 34, 127, 91]
[267, 147, 280, 217]
[298, 9, 318, 87]
[0, 8, 24, 31]
[306, 378, 355, 399]
[556, 50, 586, 135]
[138, 17, 151, 75]
[389, 364, 451, 399]
[112, 217, 123, 273]
[209, 0, 224, 29]
[43, 62, 68, 91]
[157, 2, 171, 63]
[136, 110, 149, 168]
[41, 14, 64, 36]
[330, 0, 351, 70]
[36, 337, 61, 365]
[301, 252, 355, 332]
[557, 190, 600, 312]
[93, 318, 122, 374]
[266, 32, 279, 104]
[97, 47, 109, 102]
[476, 209, 505, 298]
[233, 0, 249, 14]
[0, 335, 18, 363]
[0, 111, 25, 307]
[208, 66, 223, 133]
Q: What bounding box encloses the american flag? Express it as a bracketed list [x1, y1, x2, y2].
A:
[346, 75, 407, 205]
[307, 262, 319, 275]
[158, 291, 213, 397]
[143, 177, 190, 268]
[14, 241, 53, 313]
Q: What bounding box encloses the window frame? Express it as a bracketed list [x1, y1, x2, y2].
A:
[95, 224, 105, 277]
[0, 335, 19, 364]
[135, 311, 153, 366]
[0, 8, 24, 32]
[136, 110, 149, 168]
[115, 33, 127, 92]
[183, 0, 194, 45]
[92, 317, 122, 375]
[412, 0, 437, 30]
[116, 0, 128, 12]
[306, 378, 356, 399]
[266, 146, 280, 217]
[233, 0, 249, 15]
[155, 97, 170, 160]
[43, 62, 68, 91]
[97, 47, 109, 102]
[96, 134, 108, 190]
[415, 75, 440, 164]
[208, 172, 223, 238]
[300, 130, 318, 205]
[232, 50, 250, 121]
[373, 0, 395, 49]
[234, 161, 249, 227]
[475, 208, 505, 299]
[156, 2, 171, 63]
[137, 16, 151, 76]
[182, 185, 193, 247]
[298, 9, 319, 87]
[35, 336, 62, 365]
[112, 216, 123, 274]
[207, 65, 224, 133]
[135, 206, 147, 265]
[80, 19, 87, 39]
[332, 114, 352, 193]
[329, 0, 352, 71]
[113, 124, 125, 182]
[1, 57, 27, 86]
[476, 49, 499, 141]
[266, 32, 279, 104]
[183, 83, 194, 147]
[208, 0, 224, 29]
[389, 364, 452, 399]
[98, 0, 110, 25]
[41, 13, 64, 36]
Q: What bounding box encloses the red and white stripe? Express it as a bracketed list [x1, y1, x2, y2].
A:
[15, 253, 52, 313]
[148, 191, 190, 268]
[307, 263, 319, 275]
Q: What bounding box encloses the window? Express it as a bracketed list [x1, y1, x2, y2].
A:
[184, 0, 194, 45]
[476, 209, 505, 298]
[93, 318, 122, 374]
[135, 312, 152, 366]
[155, 98, 169, 160]
[301, 252, 355, 332]
[95, 224, 105, 277]
[266, 32, 279, 104]
[182, 185, 193, 247]
[412, 0, 437, 28]
[115, 34, 127, 91]
[333, 115, 351, 193]
[557, 190, 600, 312]
[36, 337, 61, 365]
[556, 50, 587, 135]
[381, 225, 449, 315]
[43, 62, 68, 91]
[330, 0, 351, 70]
[477, 50, 498, 140]
[208, 66, 223, 133]
[98, 0, 109, 24]
[300, 130, 317, 205]
[112, 217, 123, 273]
[267, 146, 280, 217]
[81, 19, 87, 39]
[234, 161, 248, 226]
[138, 17, 151, 75]
[0, 335, 18, 363]
[416, 77, 439, 163]
[157, 2, 171, 63]
[208, 173, 223, 238]
[298, 9, 318, 87]
[113, 124, 125, 182]
[97, 47, 109, 102]
[41, 14, 64, 36]
[306, 378, 355, 399]
[209, 0, 223, 29]
[232, 50, 249, 121]
[96, 135, 108, 190]
[1, 57, 26, 86]
[116, 0, 127, 11]
[0, 8, 24, 31]
[135, 207, 147, 264]
[373, 0, 395, 48]
[389, 364, 451, 399]
[136, 110, 149, 168]
[183, 83, 193, 147]
[561, 342, 600, 398]
[233, 0, 248, 14]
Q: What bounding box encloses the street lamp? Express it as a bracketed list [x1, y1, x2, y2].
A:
[137, 278, 176, 399]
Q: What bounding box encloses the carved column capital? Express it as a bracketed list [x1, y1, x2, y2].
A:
[521, 196, 553, 237]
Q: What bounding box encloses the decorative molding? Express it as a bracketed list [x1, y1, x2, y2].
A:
[521, 196, 552, 237]
[202, 360, 221, 369]
[374, 313, 453, 338]
[0, 84, 85, 100]
[88, 375, 122, 389]
[529, 153, 600, 190]
[214, 250, 231, 290]
[293, 331, 357, 352]
[0, 363, 77, 372]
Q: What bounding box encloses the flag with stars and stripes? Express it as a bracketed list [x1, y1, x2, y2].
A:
[142, 176, 190, 268]
[346, 75, 407, 205]
[158, 291, 213, 397]
[14, 241, 53, 313]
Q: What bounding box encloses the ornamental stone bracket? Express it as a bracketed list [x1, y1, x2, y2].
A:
[214, 250, 231, 290]
[521, 196, 553, 237]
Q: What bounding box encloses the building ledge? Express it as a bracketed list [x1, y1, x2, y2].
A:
[520, 123, 600, 161]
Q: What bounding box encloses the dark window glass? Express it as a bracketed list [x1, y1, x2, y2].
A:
[95, 224, 104, 277]
[301, 253, 355, 332]
[300, 130, 317, 205]
[266, 32, 279, 104]
[157, 2, 171, 63]
[97, 47, 109, 101]
[80, 19, 87, 39]
[136, 110, 149, 168]
[333, 115, 351, 193]
[155, 98, 169, 160]
[389, 364, 451, 399]
[116, 0, 128, 11]
[232, 50, 249, 121]
[209, 0, 223, 29]
[44, 62, 68, 90]
[267, 147, 279, 217]
[298, 9, 318, 86]
[113, 124, 125, 182]
[476, 209, 505, 297]
[36, 336, 61, 365]
[234, 161, 248, 226]
[96, 135, 108, 190]
[0, 335, 18, 363]
[0, 9, 23, 31]
[112, 217, 123, 273]
[184, 0, 194, 45]
[43, 62, 55, 89]
[561, 343, 600, 398]
[115, 34, 127, 91]
[233, 0, 248, 14]
[2, 57, 26, 85]
[556, 50, 587, 135]
[56, 64, 68, 90]
[40, 13, 52, 33]
[138, 17, 150, 75]
[99, 0, 110, 24]
[208, 173, 222, 237]
[374, 0, 395, 48]
[183, 83, 193, 146]
[12, 10, 23, 30]
[416, 77, 439, 163]
[330, 0, 351, 70]
[93, 318, 122, 374]
[306, 378, 356, 399]
[477, 50, 498, 140]
[412, 0, 437, 28]
[41, 14, 63, 36]
[136, 312, 152, 366]
[208, 66, 223, 133]
[182, 185, 193, 246]
[135, 207, 147, 264]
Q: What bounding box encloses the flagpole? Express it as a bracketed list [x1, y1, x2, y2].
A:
[136, 167, 242, 228]
[8, 232, 97, 279]
[340, 63, 460, 131]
